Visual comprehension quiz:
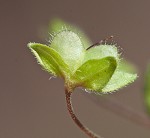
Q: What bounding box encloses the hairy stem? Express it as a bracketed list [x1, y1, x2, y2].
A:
[65, 88, 101, 138]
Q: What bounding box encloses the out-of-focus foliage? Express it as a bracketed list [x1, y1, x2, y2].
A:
[144, 64, 150, 115]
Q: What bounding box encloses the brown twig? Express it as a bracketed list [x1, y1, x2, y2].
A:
[86, 36, 114, 50]
[65, 88, 101, 138]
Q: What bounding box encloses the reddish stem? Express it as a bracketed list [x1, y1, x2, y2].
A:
[65, 88, 101, 138]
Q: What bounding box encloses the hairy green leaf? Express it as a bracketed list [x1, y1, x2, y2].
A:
[118, 59, 137, 73]
[72, 57, 117, 92]
[84, 45, 119, 63]
[49, 18, 92, 49]
[28, 43, 70, 77]
[102, 70, 137, 93]
[50, 31, 85, 72]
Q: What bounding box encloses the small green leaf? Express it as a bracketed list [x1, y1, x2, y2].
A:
[49, 18, 66, 33]
[84, 45, 119, 63]
[50, 31, 85, 72]
[102, 70, 137, 93]
[118, 59, 137, 73]
[72, 57, 117, 92]
[144, 64, 150, 115]
[28, 43, 70, 77]
[49, 18, 92, 49]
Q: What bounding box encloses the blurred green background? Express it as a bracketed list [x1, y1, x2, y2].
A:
[0, 0, 150, 138]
